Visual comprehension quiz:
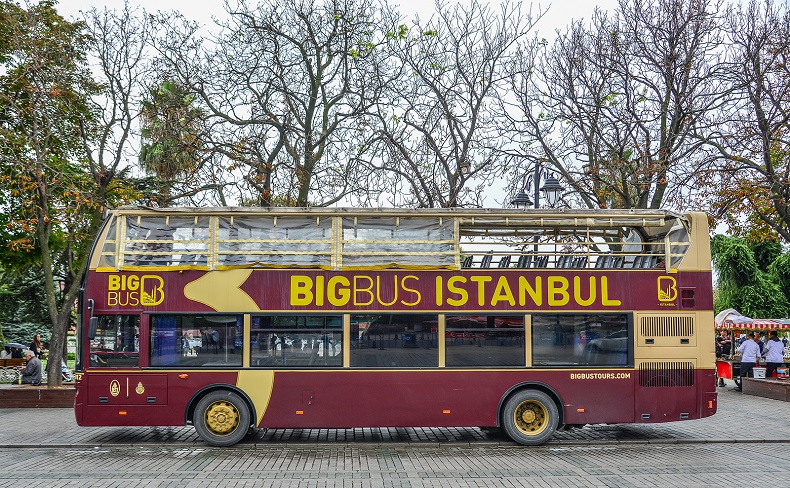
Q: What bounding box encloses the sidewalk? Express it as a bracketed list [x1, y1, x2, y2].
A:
[0, 380, 786, 448]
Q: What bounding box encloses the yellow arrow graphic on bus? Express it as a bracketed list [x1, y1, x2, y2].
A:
[183, 269, 260, 312]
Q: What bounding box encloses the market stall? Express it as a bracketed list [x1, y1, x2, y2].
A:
[715, 309, 790, 386]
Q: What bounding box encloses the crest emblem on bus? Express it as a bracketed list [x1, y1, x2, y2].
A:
[110, 379, 121, 397]
[140, 275, 165, 306]
[657, 276, 677, 302]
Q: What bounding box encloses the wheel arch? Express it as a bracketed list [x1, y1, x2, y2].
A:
[185, 384, 257, 428]
[496, 381, 565, 428]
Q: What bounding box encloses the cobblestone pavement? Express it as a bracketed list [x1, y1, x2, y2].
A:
[0, 442, 786, 487]
[0, 380, 788, 487]
[0, 379, 787, 448]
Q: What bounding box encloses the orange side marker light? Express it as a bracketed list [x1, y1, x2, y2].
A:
[577, 408, 585, 413]
[442, 409, 451, 414]
[118, 411, 127, 416]
[296, 410, 304, 415]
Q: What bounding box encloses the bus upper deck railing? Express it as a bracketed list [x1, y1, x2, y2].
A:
[92, 207, 694, 272]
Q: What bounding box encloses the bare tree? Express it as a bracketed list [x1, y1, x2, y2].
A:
[154, 0, 397, 207]
[695, 0, 790, 242]
[361, 0, 538, 208]
[505, 0, 728, 210]
[81, 2, 152, 196]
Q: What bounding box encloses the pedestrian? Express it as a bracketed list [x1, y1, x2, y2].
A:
[17, 350, 42, 385]
[716, 330, 733, 387]
[763, 330, 785, 378]
[736, 331, 762, 391]
[29, 333, 43, 358]
[754, 332, 764, 355]
[716, 330, 732, 358]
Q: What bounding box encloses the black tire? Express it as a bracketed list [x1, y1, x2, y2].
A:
[501, 389, 559, 446]
[193, 390, 251, 447]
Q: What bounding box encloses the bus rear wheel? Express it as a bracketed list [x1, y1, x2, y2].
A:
[501, 390, 558, 446]
[194, 390, 251, 447]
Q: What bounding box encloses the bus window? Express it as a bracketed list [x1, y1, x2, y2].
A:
[531, 314, 631, 367]
[250, 315, 342, 367]
[150, 315, 242, 367]
[89, 315, 140, 367]
[445, 315, 525, 367]
[350, 314, 438, 368]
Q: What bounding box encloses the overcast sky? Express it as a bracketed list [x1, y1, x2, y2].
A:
[56, 0, 621, 36]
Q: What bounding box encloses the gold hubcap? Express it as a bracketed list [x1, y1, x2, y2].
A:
[513, 400, 548, 436]
[205, 400, 240, 436]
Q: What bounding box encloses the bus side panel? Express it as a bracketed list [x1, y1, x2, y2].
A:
[75, 371, 239, 427]
[633, 368, 717, 422]
[256, 370, 636, 428]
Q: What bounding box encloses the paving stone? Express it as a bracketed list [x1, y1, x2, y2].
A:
[0, 380, 787, 448]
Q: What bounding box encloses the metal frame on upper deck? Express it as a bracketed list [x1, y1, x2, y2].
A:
[89, 206, 698, 274]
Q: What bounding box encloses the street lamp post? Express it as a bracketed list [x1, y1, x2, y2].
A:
[510, 159, 565, 210]
[510, 160, 565, 254]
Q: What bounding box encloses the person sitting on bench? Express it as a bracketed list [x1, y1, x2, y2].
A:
[18, 350, 42, 386]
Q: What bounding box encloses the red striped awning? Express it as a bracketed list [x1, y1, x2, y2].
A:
[719, 319, 790, 330]
[750, 319, 789, 330]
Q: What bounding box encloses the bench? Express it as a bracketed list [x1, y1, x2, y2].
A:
[0, 384, 75, 408]
[0, 359, 26, 367]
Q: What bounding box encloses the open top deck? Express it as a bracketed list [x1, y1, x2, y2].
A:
[90, 207, 705, 273]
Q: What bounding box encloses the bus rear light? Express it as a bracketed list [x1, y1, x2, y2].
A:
[296, 410, 304, 415]
[442, 410, 451, 414]
[708, 401, 713, 409]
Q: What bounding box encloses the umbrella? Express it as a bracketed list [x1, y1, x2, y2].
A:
[2, 342, 26, 349]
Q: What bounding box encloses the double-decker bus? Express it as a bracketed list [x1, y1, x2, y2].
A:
[74, 207, 716, 446]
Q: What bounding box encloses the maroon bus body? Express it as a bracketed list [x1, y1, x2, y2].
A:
[75, 267, 716, 432]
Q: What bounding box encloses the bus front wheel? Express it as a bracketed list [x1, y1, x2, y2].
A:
[501, 390, 558, 446]
[194, 390, 251, 447]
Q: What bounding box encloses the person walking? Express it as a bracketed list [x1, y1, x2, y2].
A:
[763, 330, 785, 378]
[736, 331, 762, 391]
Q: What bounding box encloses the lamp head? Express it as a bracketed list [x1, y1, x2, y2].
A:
[510, 191, 533, 209]
[540, 175, 564, 207]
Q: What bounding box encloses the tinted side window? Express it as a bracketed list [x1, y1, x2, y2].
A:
[90, 315, 140, 368]
[250, 315, 342, 367]
[351, 314, 438, 368]
[531, 314, 631, 367]
[445, 315, 525, 367]
[150, 315, 242, 367]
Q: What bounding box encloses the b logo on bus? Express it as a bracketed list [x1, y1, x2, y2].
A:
[657, 276, 678, 302]
[139, 275, 165, 306]
[107, 274, 164, 307]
